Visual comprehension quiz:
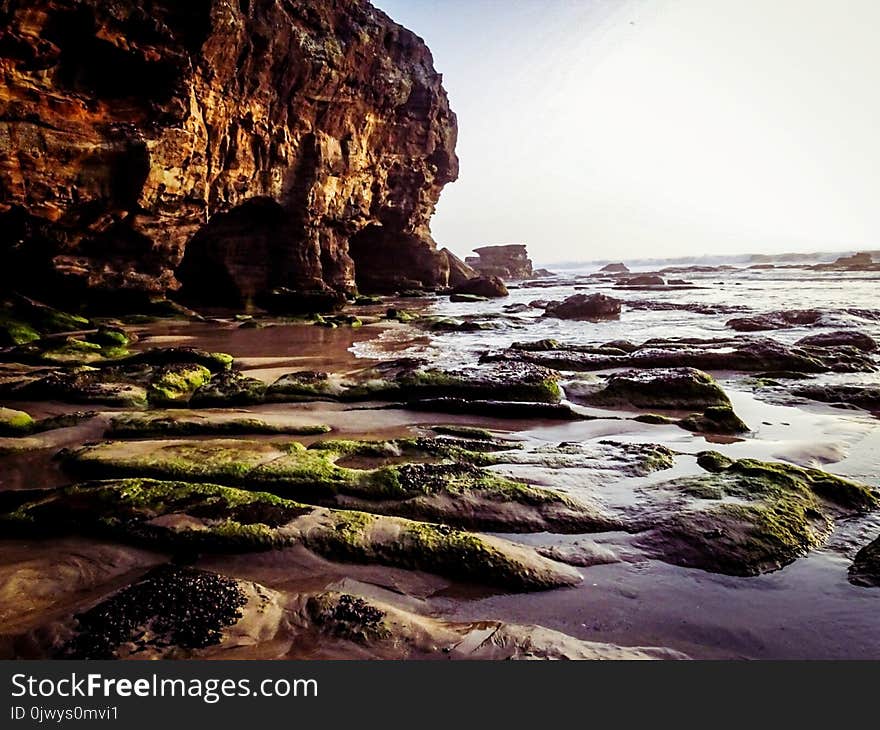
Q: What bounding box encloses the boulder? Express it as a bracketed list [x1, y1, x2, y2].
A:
[543, 293, 621, 320]
[451, 276, 509, 298]
[571, 368, 733, 410]
[0, 406, 34, 436]
[795, 331, 878, 352]
[850, 537, 880, 587]
[440, 248, 478, 287]
[488, 335, 875, 374]
[600, 262, 630, 273]
[727, 310, 823, 331]
[793, 384, 880, 411]
[617, 274, 665, 287]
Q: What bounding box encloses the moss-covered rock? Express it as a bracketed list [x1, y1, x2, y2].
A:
[633, 413, 679, 425]
[573, 368, 732, 410]
[61, 437, 610, 532]
[678, 406, 750, 435]
[32, 410, 98, 433]
[637, 455, 878, 575]
[1, 479, 581, 591]
[265, 361, 563, 405]
[2, 335, 125, 365]
[112, 347, 233, 373]
[491, 336, 876, 374]
[793, 384, 880, 411]
[106, 412, 331, 438]
[696, 450, 734, 473]
[86, 325, 131, 348]
[315, 314, 362, 328]
[265, 371, 337, 401]
[13, 348, 235, 406]
[354, 295, 383, 306]
[385, 308, 415, 322]
[307, 435, 518, 466]
[19, 367, 150, 407]
[0, 314, 40, 345]
[404, 398, 584, 420]
[0, 406, 35, 436]
[431, 424, 497, 440]
[147, 364, 212, 406]
[189, 371, 268, 406]
[5, 294, 90, 334]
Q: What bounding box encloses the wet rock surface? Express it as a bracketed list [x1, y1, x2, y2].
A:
[451, 276, 509, 299]
[486, 336, 876, 374]
[1, 479, 581, 592]
[634, 455, 878, 576]
[792, 384, 880, 412]
[569, 368, 733, 410]
[849, 537, 880, 587]
[543, 293, 621, 320]
[13, 576, 687, 660]
[59, 435, 612, 533]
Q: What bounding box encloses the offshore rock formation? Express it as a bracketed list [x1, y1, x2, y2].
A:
[466, 244, 533, 279]
[0, 0, 458, 307]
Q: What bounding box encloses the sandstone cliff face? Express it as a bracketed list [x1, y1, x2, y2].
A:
[0, 0, 458, 307]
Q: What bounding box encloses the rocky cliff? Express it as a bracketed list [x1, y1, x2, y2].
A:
[0, 0, 458, 309]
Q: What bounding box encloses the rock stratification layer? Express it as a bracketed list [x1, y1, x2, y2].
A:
[0, 0, 458, 306]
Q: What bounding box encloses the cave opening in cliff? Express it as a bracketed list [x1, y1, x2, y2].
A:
[349, 224, 442, 294]
[348, 225, 387, 293]
[177, 198, 287, 308]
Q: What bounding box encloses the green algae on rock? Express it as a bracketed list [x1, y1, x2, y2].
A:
[111, 348, 233, 373]
[1, 479, 581, 591]
[678, 406, 750, 435]
[18, 367, 150, 407]
[430, 424, 499, 440]
[571, 368, 732, 410]
[636, 453, 879, 576]
[147, 365, 213, 406]
[488, 336, 877, 375]
[190, 371, 268, 406]
[0, 296, 90, 348]
[1, 336, 128, 365]
[107, 412, 331, 438]
[0, 314, 40, 345]
[0, 406, 34, 436]
[266, 361, 563, 405]
[8, 348, 238, 407]
[60, 437, 610, 533]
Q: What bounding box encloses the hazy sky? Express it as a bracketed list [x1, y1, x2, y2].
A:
[375, 0, 880, 263]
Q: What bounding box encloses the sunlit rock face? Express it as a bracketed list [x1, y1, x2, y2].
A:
[0, 0, 458, 307]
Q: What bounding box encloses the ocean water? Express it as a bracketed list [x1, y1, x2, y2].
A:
[353, 267, 880, 366]
[348, 265, 880, 658]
